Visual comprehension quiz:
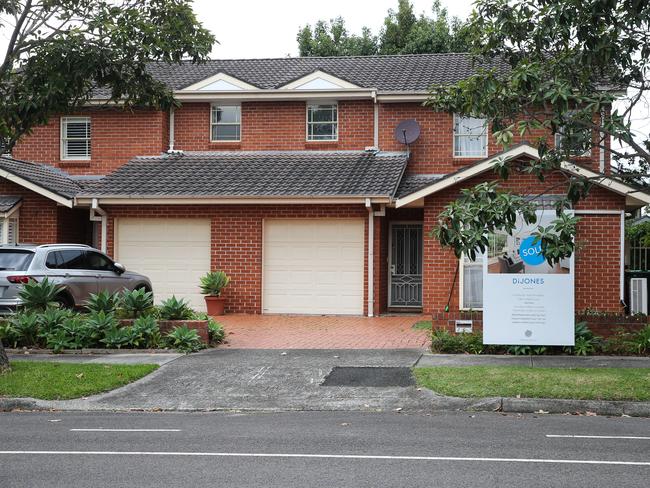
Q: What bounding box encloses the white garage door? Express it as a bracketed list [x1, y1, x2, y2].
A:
[263, 219, 364, 315]
[115, 219, 211, 311]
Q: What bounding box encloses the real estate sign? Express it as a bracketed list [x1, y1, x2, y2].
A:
[483, 210, 575, 346]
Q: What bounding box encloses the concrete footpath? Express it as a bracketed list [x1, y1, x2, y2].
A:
[1, 350, 649, 417]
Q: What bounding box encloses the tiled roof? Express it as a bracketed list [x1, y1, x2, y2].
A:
[0, 156, 80, 199]
[142, 53, 507, 93]
[0, 196, 21, 212]
[396, 173, 445, 198]
[78, 151, 408, 198]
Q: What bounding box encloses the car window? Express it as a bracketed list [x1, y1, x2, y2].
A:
[45, 250, 85, 269]
[0, 250, 34, 271]
[85, 251, 114, 271]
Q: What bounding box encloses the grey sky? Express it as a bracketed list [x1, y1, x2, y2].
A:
[195, 0, 476, 59]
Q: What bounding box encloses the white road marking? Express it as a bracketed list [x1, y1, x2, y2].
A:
[248, 366, 271, 384]
[69, 429, 181, 432]
[0, 451, 648, 466]
[547, 435, 650, 440]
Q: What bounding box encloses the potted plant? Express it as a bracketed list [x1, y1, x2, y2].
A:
[200, 271, 230, 316]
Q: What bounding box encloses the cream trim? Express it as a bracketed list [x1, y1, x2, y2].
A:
[0, 169, 73, 208]
[0, 201, 22, 219]
[395, 144, 650, 208]
[280, 70, 360, 90]
[75, 196, 391, 206]
[174, 89, 375, 102]
[181, 72, 260, 91]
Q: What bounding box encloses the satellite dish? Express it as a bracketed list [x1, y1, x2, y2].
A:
[394, 119, 421, 145]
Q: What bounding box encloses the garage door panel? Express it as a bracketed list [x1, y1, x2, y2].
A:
[263, 219, 364, 315]
[117, 218, 210, 311]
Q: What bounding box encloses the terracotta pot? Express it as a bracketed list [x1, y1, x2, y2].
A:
[205, 296, 226, 316]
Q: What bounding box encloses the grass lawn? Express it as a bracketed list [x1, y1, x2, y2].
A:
[412, 320, 432, 330]
[0, 361, 158, 400]
[414, 366, 650, 401]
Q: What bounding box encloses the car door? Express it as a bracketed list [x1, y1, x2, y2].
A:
[85, 250, 131, 294]
[45, 249, 99, 305]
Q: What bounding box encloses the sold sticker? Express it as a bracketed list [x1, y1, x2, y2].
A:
[519, 236, 545, 266]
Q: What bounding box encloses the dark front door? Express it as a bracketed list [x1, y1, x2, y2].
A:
[389, 223, 423, 308]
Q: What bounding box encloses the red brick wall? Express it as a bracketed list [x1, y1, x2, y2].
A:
[422, 173, 625, 315]
[0, 180, 59, 244]
[173, 100, 374, 152]
[13, 108, 168, 175]
[103, 204, 370, 314]
[379, 103, 605, 174]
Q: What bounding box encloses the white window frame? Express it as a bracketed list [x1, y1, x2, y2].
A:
[306, 103, 338, 142]
[210, 103, 241, 142]
[459, 253, 484, 311]
[453, 113, 488, 158]
[60, 116, 91, 160]
[554, 131, 592, 157]
[0, 207, 20, 245]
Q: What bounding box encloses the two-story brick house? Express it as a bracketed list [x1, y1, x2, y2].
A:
[4, 53, 648, 319]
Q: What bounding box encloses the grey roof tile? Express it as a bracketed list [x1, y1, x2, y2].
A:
[0, 156, 80, 199]
[92, 53, 506, 97]
[396, 173, 445, 198]
[0, 196, 21, 212]
[78, 151, 408, 198]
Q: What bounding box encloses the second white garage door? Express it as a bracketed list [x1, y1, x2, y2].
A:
[115, 218, 211, 311]
[263, 219, 364, 315]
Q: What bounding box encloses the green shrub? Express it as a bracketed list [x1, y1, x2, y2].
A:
[431, 328, 485, 354]
[18, 278, 63, 312]
[0, 319, 19, 348]
[507, 345, 547, 356]
[100, 327, 133, 349]
[131, 315, 161, 348]
[159, 296, 194, 320]
[36, 307, 76, 335]
[119, 288, 154, 318]
[40, 316, 90, 352]
[626, 325, 650, 355]
[207, 318, 225, 344]
[85, 290, 120, 314]
[165, 325, 204, 353]
[10, 312, 40, 347]
[199, 271, 230, 296]
[84, 311, 118, 346]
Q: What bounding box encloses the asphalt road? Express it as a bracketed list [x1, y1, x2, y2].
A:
[1, 411, 648, 487]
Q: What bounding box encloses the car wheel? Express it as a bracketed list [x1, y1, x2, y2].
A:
[55, 293, 74, 310]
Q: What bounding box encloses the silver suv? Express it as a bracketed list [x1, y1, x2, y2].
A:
[0, 244, 152, 312]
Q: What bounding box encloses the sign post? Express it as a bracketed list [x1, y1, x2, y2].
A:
[483, 210, 575, 346]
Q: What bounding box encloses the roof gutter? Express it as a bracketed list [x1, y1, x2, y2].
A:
[75, 196, 393, 206]
[174, 88, 375, 102]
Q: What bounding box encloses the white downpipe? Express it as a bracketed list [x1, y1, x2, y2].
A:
[90, 198, 108, 254]
[620, 210, 625, 303]
[366, 199, 374, 317]
[373, 97, 379, 149]
[169, 107, 175, 152]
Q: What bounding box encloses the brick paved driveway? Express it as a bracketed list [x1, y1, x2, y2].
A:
[217, 314, 431, 349]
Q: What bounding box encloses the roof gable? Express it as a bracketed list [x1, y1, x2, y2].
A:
[395, 144, 650, 208]
[0, 156, 78, 207]
[280, 70, 360, 90]
[181, 72, 260, 91]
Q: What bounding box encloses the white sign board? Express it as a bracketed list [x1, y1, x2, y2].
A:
[483, 210, 574, 346]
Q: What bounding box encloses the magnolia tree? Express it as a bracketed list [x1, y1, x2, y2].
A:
[426, 0, 650, 262]
[0, 0, 214, 371]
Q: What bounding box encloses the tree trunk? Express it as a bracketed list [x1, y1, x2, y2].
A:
[0, 341, 10, 373]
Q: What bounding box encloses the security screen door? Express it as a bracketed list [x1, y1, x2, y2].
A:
[389, 223, 423, 308]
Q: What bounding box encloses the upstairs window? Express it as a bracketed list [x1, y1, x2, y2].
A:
[453, 114, 487, 158]
[211, 105, 241, 141]
[61, 117, 91, 160]
[307, 104, 338, 141]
